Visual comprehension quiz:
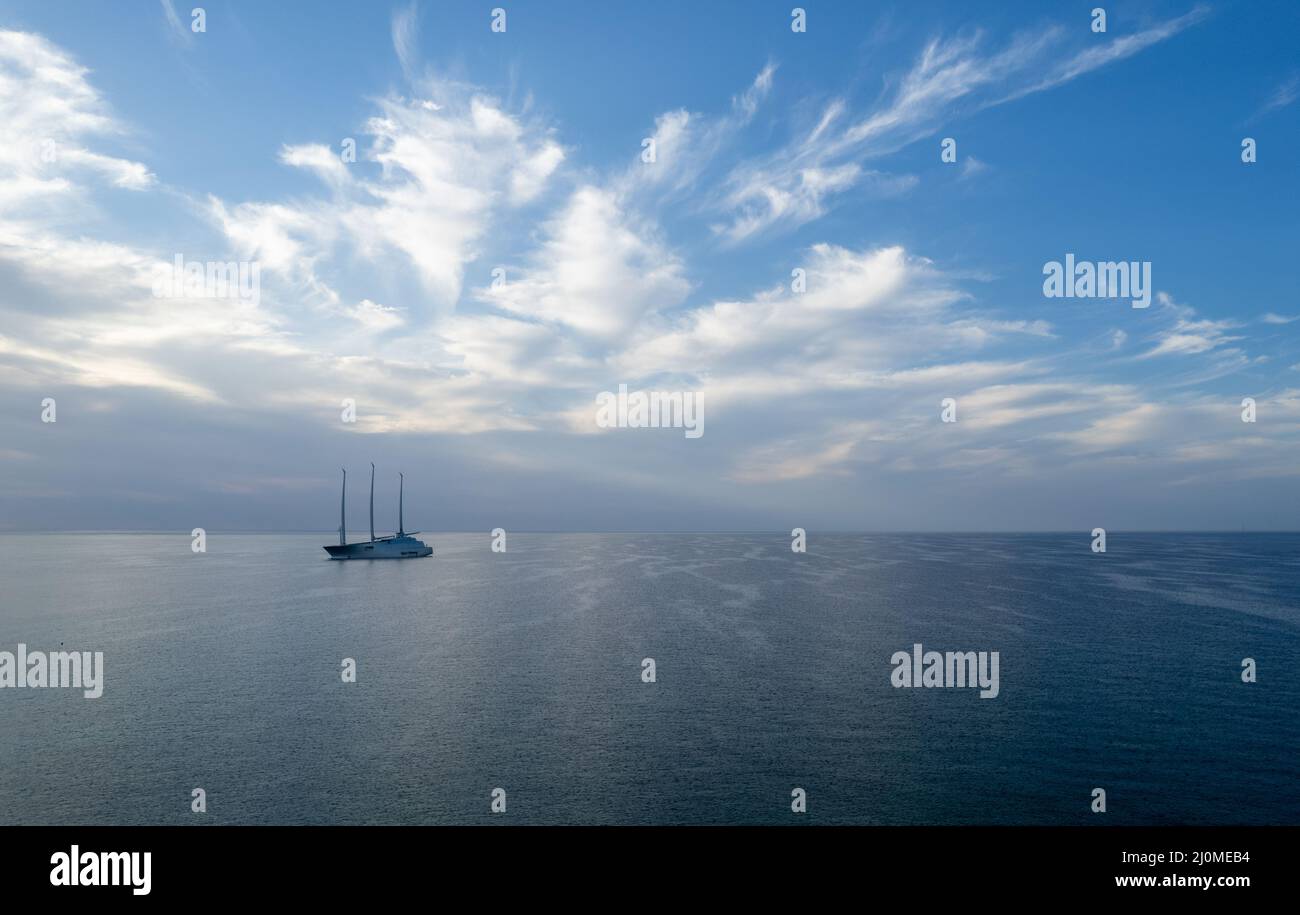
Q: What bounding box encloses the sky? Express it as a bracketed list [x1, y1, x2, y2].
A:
[0, 0, 1297, 532]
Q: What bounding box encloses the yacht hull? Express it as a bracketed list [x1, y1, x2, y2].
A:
[324, 536, 432, 559]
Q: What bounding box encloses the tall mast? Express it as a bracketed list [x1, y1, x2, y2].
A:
[339, 468, 347, 545]
[398, 472, 405, 536]
[368, 462, 375, 542]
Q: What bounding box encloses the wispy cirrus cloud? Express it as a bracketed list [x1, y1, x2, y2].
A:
[1248, 71, 1298, 121]
[711, 7, 1208, 243]
[0, 30, 154, 213]
[1140, 293, 1243, 359]
[390, 1, 420, 82]
[208, 87, 565, 314]
[997, 5, 1210, 103]
[158, 0, 191, 45]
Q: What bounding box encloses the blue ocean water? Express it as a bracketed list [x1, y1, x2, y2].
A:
[0, 532, 1296, 825]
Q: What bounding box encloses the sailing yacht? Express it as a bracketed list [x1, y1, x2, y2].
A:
[323, 464, 433, 559]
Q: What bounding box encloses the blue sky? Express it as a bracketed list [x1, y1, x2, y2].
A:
[0, 0, 1297, 531]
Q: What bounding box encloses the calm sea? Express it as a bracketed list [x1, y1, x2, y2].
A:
[1, 532, 1296, 825]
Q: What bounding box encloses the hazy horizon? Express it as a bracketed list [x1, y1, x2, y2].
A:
[4, 528, 1296, 535]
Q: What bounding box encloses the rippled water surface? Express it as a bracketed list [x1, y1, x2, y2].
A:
[1, 532, 1296, 824]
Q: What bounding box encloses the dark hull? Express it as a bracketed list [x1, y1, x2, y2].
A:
[324, 536, 432, 559]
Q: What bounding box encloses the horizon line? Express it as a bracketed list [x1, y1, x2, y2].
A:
[0, 529, 1295, 536]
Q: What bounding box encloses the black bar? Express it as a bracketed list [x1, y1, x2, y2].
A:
[1, 825, 1285, 899]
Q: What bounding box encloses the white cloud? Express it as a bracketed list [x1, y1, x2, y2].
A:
[730, 425, 873, 483]
[1054, 403, 1164, 453]
[478, 185, 689, 341]
[0, 29, 155, 222]
[711, 8, 1205, 241]
[715, 162, 865, 244]
[391, 2, 420, 83]
[1141, 293, 1243, 359]
[1250, 72, 1298, 121]
[159, 0, 191, 45]
[279, 143, 350, 186]
[349, 299, 404, 332]
[209, 90, 564, 311]
[1001, 6, 1210, 102]
[958, 155, 989, 180]
[619, 62, 778, 207]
